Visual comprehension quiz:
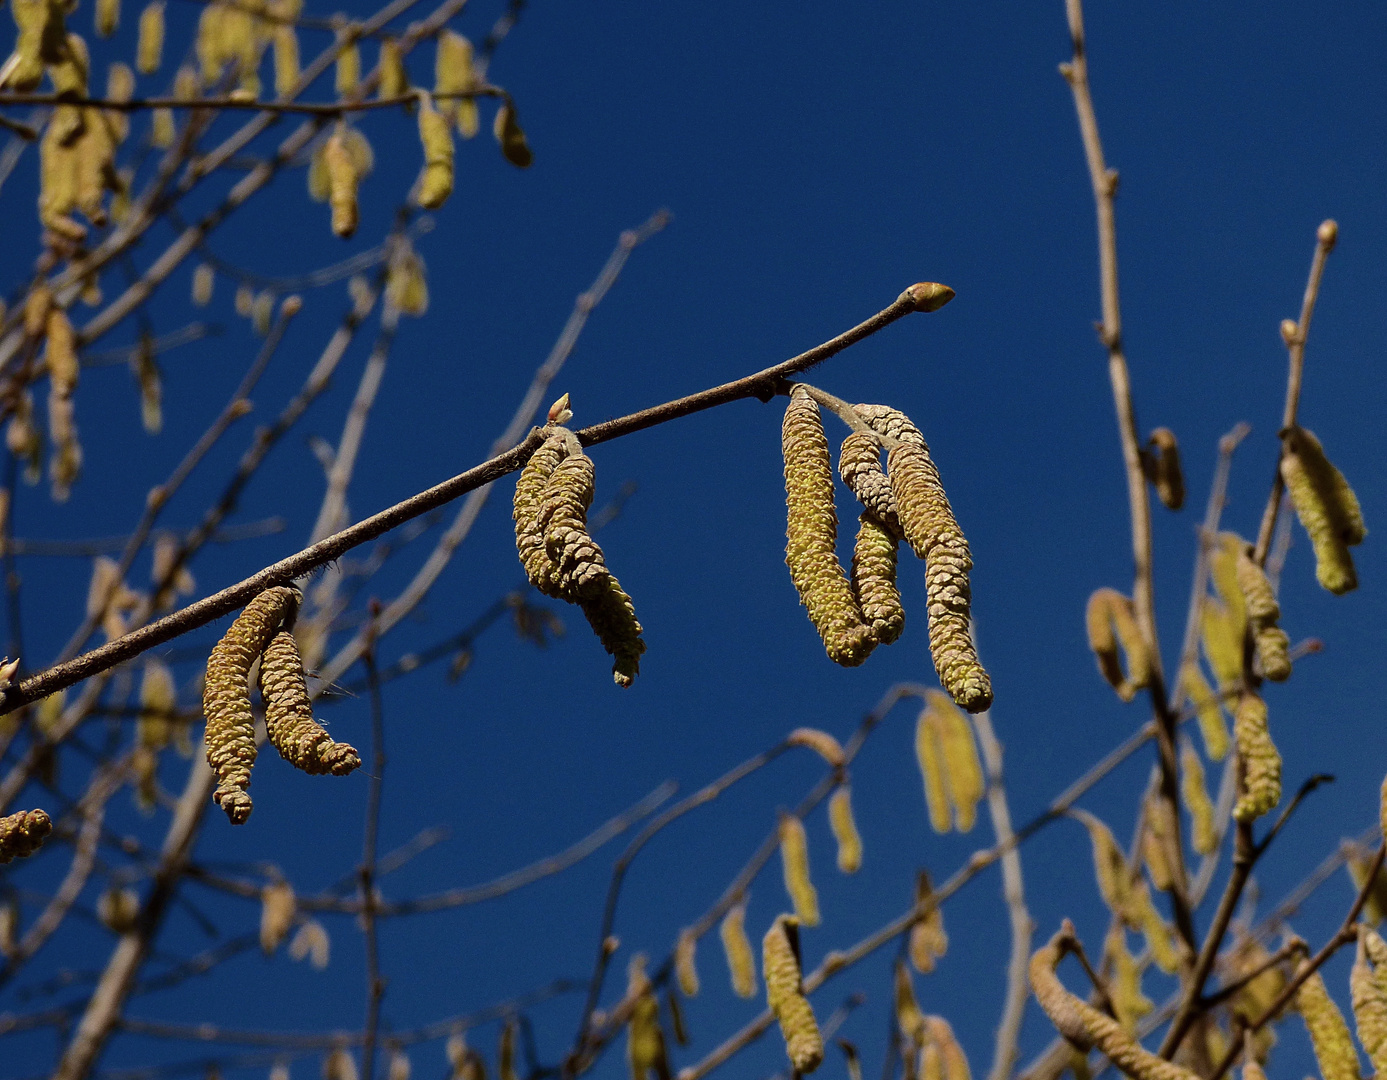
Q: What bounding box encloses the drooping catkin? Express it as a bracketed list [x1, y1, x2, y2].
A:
[334, 38, 359, 98]
[1281, 426, 1365, 595]
[139, 658, 176, 750]
[925, 1016, 971, 1080]
[434, 31, 477, 136]
[1344, 846, 1387, 926]
[493, 102, 533, 167]
[1071, 808, 1137, 925]
[1233, 541, 1291, 682]
[787, 727, 845, 767]
[1179, 741, 1217, 856]
[514, 434, 569, 594]
[1085, 588, 1151, 703]
[675, 928, 700, 997]
[853, 512, 906, 645]
[289, 919, 330, 968]
[909, 870, 948, 974]
[1293, 959, 1362, 1080]
[915, 691, 983, 833]
[1104, 926, 1153, 1034]
[415, 93, 455, 209]
[385, 246, 428, 316]
[378, 38, 407, 98]
[1200, 597, 1244, 696]
[260, 631, 361, 776]
[260, 880, 295, 953]
[1179, 663, 1229, 761]
[829, 786, 862, 874]
[888, 440, 991, 711]
[1352, 928, 1387, 1077]
[1140, 792, 1176, 893]
[855, 404, 925, 446]
[764, 915, 824, 1074]
[136, 0, 163, 71]
[916, 704, 949, 834]
[778, 811, 820, 926]
[324, 127, 360, 238]
[782, 389, 875, 667]
[838, 431, 901, 537]
[1232, 690, 1281, 824]
[272, 25, 298, 96]
[895, 959, 927, 1045]
[626, 956, 670, 1080]
[1029, 931, 1200, 1080]
[1143, 428, 1185, 511]
[203, 586, 300, 823]
[720, 901, 756, 998]
[95, 0, 118, 37]
[0, 809, 52, 863]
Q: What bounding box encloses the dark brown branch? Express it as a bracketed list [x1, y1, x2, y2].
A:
[0, 87, 506, 115]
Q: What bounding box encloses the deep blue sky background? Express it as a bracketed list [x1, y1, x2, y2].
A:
[2, 2, 1385, 1079]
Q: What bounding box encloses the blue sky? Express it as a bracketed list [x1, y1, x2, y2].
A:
[2, 2, 1386, 1079]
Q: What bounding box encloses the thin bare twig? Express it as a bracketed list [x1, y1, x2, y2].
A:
[359, 611, 386, 1080]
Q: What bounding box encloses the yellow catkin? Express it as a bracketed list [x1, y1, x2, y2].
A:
[1085, 588, 1150, 703]
[1294, 960, 1362, 1080]
[764, 915, 824, 1074]
[720, 902, 756, 998]
[324, 1047, 357, 1080]
[1105, 926, 1153, 1034]
[106, 62, 134, 143]
[151, 106, 175, 147]
[779, 811, 820, 927]
[855, 404, 925, 446]
[852, 512, 906, 645]
[289, 919, 329, 968]
[626, 956, 670, 1080]
[260, 631, 361, 776]
[48, 392, 82, 502]
[272, 25, 299, 96]
[514, 435, 569, 593]
[829, 786, 862, 874]
[838, 430, 901, 537]
[45, 307, 79, 396]
[888, 440, 991, 711]
[0, 809, 52, 863]
[433, 31, 477, 136]
[782, 389, 875, 666]
[675, 928, 700, 997]
[926, 1017, 971, 1080]
[324, 128, 359, 238]
[1141, 793, 1176, 893]
[1179, 741, 1217, 856]
[1200, 597, 1244, 696]
[895, 959, 926, 1045]
[909, 870, 948, 974]
[139, 658, 176, 750]
[203, 586, 300, 823]
[95, 0, 119, 37]
[1232, 690, 1280, 823]
[1352, 929, 1387, 1077]
[786, 727, 845, 767]
[416, 94, 455, 209]
[335, 39, 359, 98]
[1233, 542, 1291, 682]
[378, 38, 407, 99]
[1029, 931, 1200, 1080]
[1134, 886, 1182, 975]
[916, 705, 951, 834]
[136, 0, 163, 72]
[916, 692, 983, 833]
[493, 102, 533, 167]
[1144, 428, 1185, 511]
[1344, 847, 1387, 926]
[1180, 663, 1229, 761]
[1072, 809, 1137, 925]
[385, 248, 428, 317]
[260, 880, 295, 953]
[1281, 426, 1365, 595]
[5, 0, 52, 92]
[192, 263, 215, 306]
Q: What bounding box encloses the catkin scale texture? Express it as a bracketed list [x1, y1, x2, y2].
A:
[838, 431, 901, 537]
[1180, 663, 1229, 761]
[1294, 962, 1362, 1080]
[1233, 543, 1291, 682]
[1352, 931, 1387, 1078]
[1179, 742, 1217, 856]
[764, 916, 824, 1074]
[782, 390, 875, 667]
[855, 404, 925, 447]
[852, 512, 906, 645]
[260, 631, 361, 776]
[0, 808, 52, 863]
[1281, 426, 1366, 595]
[514, 434, 568, 593]
[203, 586, 300, 823]
[1232, 691, 1281, 824]
[888, 442, 991, 711]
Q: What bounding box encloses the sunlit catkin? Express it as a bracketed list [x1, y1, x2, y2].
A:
[260, 880, 295, 953]
[1086, 588, 1150, 703]
[1144, 428, 1185, 511]
[1293, 959, 1362, 1080]
[626, 956, 670, 1080]
[778, 811, 820, 926]
[1281, 425, 1366, 595]
[1180, 662, 1229, 761]
[916, 692, 983, 833]
[916, 704, 950, 834]
[0, 809, 52, 863]
[675, 928, 700, 997]
[136, 0, 163, 71]
[1105, 926, 1153, 1034]
[95, 0, 118, 37]
[1072, 809, 1136, 926]
[829, 786, 862, 874]
[888, 440, 991, 711]
[782, 388, 874, 667]
[926, 1017, 971, 1080]
[909, 870, 948, 974]
[1233, 541, 1291, 682]
[272, 25, 298, 96]
[260, 631, 361, 776]
[289, 919, 329, 968]
[1344, 846, 1387, 926]
[838, 431, 901, 536]
[1140, 793, 1176, 893]
[764, 915, 823, 1074]
[378, 38, 407, 98]
[720, 902, 756, 998]
[192, 263, 215, 306]
[855, 404, 925, 446]
[1232, 690, 1280, 824]
[1352, 928, 1387, 1077]
[853, 512, 906, 645]
[434, 31, 477, 136]
[1179, 741, 1217, 856]
[895, 960, 926, 1045]
[493, 102, 533, 167]
[324, 128, 359, 238]
[514, 435, 569, 594]
[787, 727, 845, 767]
[416, 94, 454, 209]
[203, 586, 300, 823]
[334, 38, 359, 98]
[1029, 930, 1200, 1080]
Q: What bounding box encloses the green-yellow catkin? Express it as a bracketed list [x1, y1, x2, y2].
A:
[95, 0, 118, 37]
[98, 887, 140, 932]
[909, 870, 948, 974]
[492, 101, 533, 167]
[778, 811, 820, 927]
[1029, 930, 1200, 1080]
[378, 38, 407, 99]
[1179, 741, 1218, 856]
[853, 512, 906, 645]
[916, 704, 950, 834]
[915, 692, 983, 833]
[895, 959, 926, 1045]
[259, 880, 295, 953]
[1141, 793, 1176, 893]
[1352, 928, 1387, 1077]
[1344, 846, 1387, 927]
[136, 0, 163, 71]
[252, 289, 274, 336]
[1293, 959, 1362, 1080]
[626, 956, 670, 1080]
[334, 38, 359, 97]
[782, 389, 875, 667]
[925, 1016, 971, 1080]
[1134, 883, 1182, 975]
[192, 263, 215, 306]
[1200, 597, 1245, 696]
[829, 786, 862, 874]
[324, 128, 359, 238]
[203, 585, 300, 823]
[764, 915, 824, 1074]
[720, 902, 756, 998]
[1072, 808, 1137, 925]
[1233, 541, 1291, 682]
[385, 247, 429, 316]
[786, 727, 846, 767]
[1281, 426, 1365, 596]
[433, 31, 476, 136]
[1144, 428, 1185, 511]
[106, 62, 134, 143]
[1085, 588, 1150, 703]
[675, 928, 700, 997]
[4, 0, 52, 92]
[416, 94, 455, 209]
[1105, 926, 1153, 1034]
[151, 106, 174, 147]
[288, 918, 329, 968]
[888, 439, 991, 712]
[45, 307, 79, 397]
[1232, 690, 1281, 824]
[272, 25, 299, 96]
[1180, 663, 1229, 761]
[838, 430, 901, 537]
[260, 630, 361, 776]
[0, 809, 52, 863]
[139, 658, 176, 750]
[1209, 531, 1248, 624]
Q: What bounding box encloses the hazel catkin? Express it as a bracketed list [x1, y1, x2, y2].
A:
[136, 0, 163, 72]
[908, 870, 948, 974]
[1281, 425, 1366, 596]
[260, 880, 296, 953]
[778, 811, 820, 926]
[415, 93, 454, 209]
[720, 901, 756, 998]
[324, 128, 360, 238]
[828, 786, 862, 874]
[838, 430, 901, 536]
[915, 691, 983, 834]
[764, 914, 823, 1074]
[1180, 662, 1229, 761]
[1293, 959, 1361, 1080]
[1233, 541, 1291, 682]
[675, 928, 700, 998]
[1179, 741, 1217, 856]
[782, 389, 875, 667]
[1086, 588, 1150, 703]
[1143, 428, 1185, 511]
[203, 585, 300, 823]
[1232, 690, 1281, 824]
[852, 511, 906, 645]
[0, 808, 52, 863]
[259, 630, 361, 776]
[1352, 927, 1387, 1078]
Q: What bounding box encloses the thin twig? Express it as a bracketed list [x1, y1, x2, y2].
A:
[0, 87, 506, 114]
[359, 609, 386, 1080]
